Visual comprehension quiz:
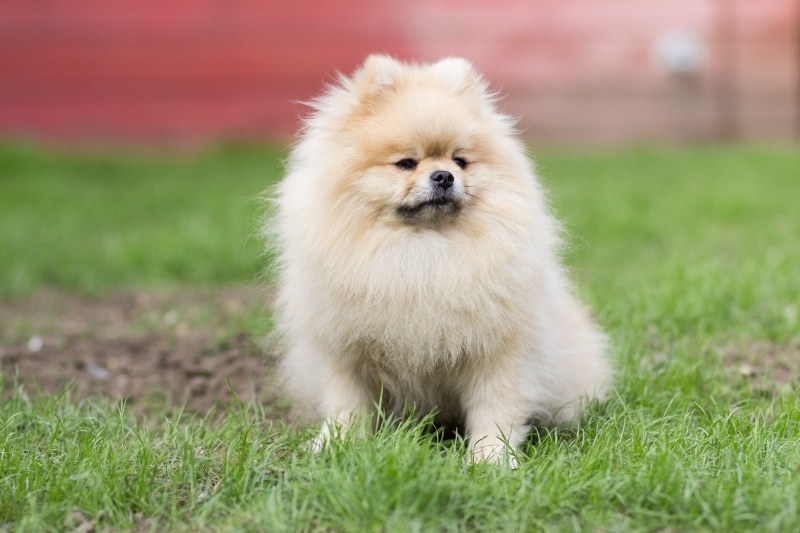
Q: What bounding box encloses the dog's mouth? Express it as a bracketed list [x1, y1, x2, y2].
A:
[395, 196, 461, 220]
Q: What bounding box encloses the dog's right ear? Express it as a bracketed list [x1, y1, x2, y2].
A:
[349, 54, 403, 96]
[431, 56, 489, 96]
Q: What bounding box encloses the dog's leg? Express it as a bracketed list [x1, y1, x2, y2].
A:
[310, 359, 373, 452]
[460, 363, 530, 468]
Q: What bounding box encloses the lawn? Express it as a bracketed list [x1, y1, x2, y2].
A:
[1, 143, 799, 531]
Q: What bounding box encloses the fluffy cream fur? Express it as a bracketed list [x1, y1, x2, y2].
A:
[272, 55, 612, 464]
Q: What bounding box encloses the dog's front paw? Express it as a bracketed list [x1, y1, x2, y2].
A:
[306, 418, 340, 454]
[468, 438, 520, 468]
[308, 429, 330, 454]
[307, 415, 367, 453]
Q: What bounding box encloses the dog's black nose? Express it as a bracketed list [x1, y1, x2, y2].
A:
[430, 170, 454, 190]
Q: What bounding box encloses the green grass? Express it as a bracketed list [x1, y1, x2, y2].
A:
[0, 142, 281, 296]
[2, 143, 800, 531]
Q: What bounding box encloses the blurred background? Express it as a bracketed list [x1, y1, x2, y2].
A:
[1, 0, 798, 146]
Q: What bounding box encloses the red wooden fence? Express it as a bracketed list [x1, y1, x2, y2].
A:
[1, 0, 797, 145]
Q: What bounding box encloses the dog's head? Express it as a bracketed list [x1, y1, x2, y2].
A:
[302, 55, 523, 229]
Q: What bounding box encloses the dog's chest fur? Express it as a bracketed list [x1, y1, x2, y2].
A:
[326, 231, 532, 371]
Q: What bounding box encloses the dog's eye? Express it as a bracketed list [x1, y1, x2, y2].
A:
[395, 158, 418, 171]
[453, 157, 468, 169]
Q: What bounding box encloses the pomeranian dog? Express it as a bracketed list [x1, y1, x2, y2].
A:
[271, 55, 612, 465]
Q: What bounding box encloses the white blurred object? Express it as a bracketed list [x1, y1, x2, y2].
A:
[654, 29, 705, 74]
[27, 335, 44, 352]
[87, 362, 110, 380]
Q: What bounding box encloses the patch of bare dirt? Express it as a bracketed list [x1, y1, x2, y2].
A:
[723, 339, 800, 391]
[0, 288, 288, 418]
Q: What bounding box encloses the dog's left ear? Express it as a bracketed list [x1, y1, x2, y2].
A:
[431, 57, 489, 95]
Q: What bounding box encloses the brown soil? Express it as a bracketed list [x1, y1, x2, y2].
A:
[3, 289, 796, 419]
[0, 288, 289, 419]
[723, 339, 800, 391]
